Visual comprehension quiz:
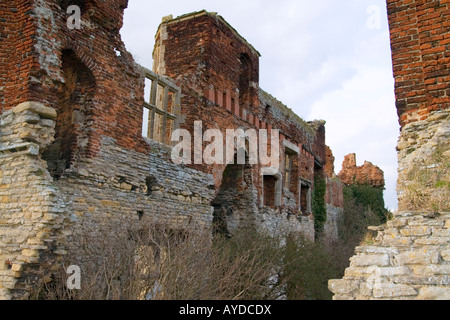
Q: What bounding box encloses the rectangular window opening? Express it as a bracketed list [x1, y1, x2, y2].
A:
[263, 175, 277, 208]
[142, 68, 181, 145]
[300, 182, 311, 215]
[284, 153, 293, 190]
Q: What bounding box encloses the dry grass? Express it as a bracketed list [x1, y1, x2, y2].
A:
[403, 147, 450, 213]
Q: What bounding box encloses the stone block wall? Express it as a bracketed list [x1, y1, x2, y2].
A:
[329, 211, 450, 300]
[57, 136, 216, 234]
[396, 109, 449, 212]
[0, 102, 68, 300]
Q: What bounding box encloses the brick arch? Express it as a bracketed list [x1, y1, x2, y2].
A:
[57, 0, 86, 12]
[60, 40, 100, 76]
[238, 53, 253, 106]
[43, 48, 96, 179]
[212, 151, 256, 236]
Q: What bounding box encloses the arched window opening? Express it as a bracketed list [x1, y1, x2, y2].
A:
[212, 152, 254, 236]
[238, 53, 253, 108]
[58, 0, 86, 12]
[43, 49, 96, 179]
[261, 168, 282, 209]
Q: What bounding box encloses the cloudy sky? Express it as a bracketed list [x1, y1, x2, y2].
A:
[120, 0, 400, 211]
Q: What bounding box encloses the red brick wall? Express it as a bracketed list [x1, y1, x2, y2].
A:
[158, 14, 327, 164]
[1, 3, 341, 213]
[160, 13, 260, 113]
[1, 0, 151, 158]
[156, 11, 333, 210]
[0, 1, 37, 110]
[387, 0, 450, 128]
[338, 153, 385, 187]
[325, 177, 344, 209]
[156, 13, 262, 188]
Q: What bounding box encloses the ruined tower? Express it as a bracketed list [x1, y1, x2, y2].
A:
[388, 0, 450, 212]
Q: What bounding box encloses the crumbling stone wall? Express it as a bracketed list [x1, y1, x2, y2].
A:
[329, 0, 449, 300]
[329, 210, 450, 300]
[58, 136, 215, 230]
[0, 102, 68, 300]
[397, 110, 449, 213]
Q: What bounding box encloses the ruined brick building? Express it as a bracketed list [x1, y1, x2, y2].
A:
[3, 0, 447, 301]
[338, 153, 385, 188]
[330, 0, 450, 300]
[0, 1, 346, 299]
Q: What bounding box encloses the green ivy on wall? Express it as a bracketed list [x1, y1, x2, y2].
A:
[312, 171, 327, 237]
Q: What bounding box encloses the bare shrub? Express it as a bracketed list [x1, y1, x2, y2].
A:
[31, 220, 290, 300]
[31, 220, 150, 300]
[152, 228, 285, 300]
[31, 213, 366, 300]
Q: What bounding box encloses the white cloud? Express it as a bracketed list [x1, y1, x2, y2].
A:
[308, 66, 399, 209]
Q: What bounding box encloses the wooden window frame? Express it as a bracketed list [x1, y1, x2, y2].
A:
[142, 67, 181, 145]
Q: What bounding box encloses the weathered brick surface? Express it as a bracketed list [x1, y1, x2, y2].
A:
[0, 0, 149, 158]
[338, 153, 385, 188]
[387, 0, 450, 127]
[0, 1, 37, 110]
[153, 11, 341, 240]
